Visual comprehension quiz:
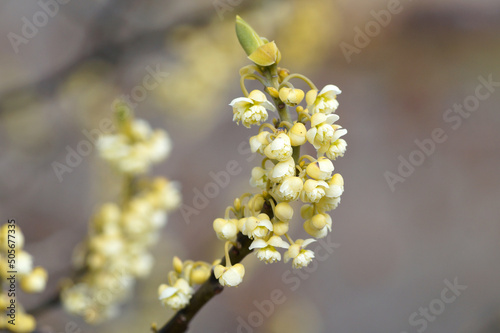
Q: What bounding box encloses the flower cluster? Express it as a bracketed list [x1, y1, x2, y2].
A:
[61, 103, 180, 323]
[0, 224, 48, 332]
[158, 257, 211, 310]
[213, 16, 347, 285]
[157, 16, 348, 316]
[98, 101, 171, 175]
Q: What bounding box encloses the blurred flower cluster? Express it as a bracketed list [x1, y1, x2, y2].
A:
[0, 224, 48, 332]
[61, 102, 180, 323]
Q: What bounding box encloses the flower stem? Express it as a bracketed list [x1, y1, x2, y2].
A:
[263, 65, 291, 123]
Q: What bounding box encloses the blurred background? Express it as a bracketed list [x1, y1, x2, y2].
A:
[1, 0, 500, 332]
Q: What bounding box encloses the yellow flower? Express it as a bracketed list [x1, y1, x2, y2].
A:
[273, 176, 303, 202]
[308, 85, 342, 114]
[300, 179, 329, 203]
[279, 87, 305, 106]
[288, 122, 307, 146]
[213, 218, 239, 242]
[284, 239, 316, 269]
[242, 214, 273, 239]
[230, 90, 276, 128]
[306, 157, 334, 180]
[249, 235, 289, 264]
[158, 278, 193, 310]
[264, 133, 293, 161]
[214, 263, 245, 287]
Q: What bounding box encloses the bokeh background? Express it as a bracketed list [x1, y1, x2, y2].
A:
[1, 0, 500, 332]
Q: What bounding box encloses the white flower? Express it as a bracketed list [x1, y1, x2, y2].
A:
[264, 133, 293, 161]
[242, 214, 273, 239]
[97, 134, 129, 161]
[152, 178, 182, 211]
[214, 263, 245, 287]
[0, 224, 24, 251]
[213, 218, 239, 242]
[17, 251, 33, 274]
[250, 167, 268, 189]
[129, 252, 154, 278]
[308, 85, 341, 114]
[61, 284, 92, 315]
[303, 213, 332, 238]
[269, 157, 295, 183]
[158, 279, 194, 310]
[249, 236, 290, 264]
[20, 267, 48, 293]
[326, 138, 347, 160]
[89, 233, 126, 257]
[325, 173, 344, 198]
[306, 113, 340, 153]
[306, 157, 334, 180]
[97, 120, 172, 175]
[230, 90, 276, 128]
[130, 119, 152, 140]
[148, 130, 172, 162]
[284, 239, 316, 268]
[273, 176, 303, 202]
[316, 196, 341, 212]
[300, 179, 329, 203]
[249, 131, 271, 154]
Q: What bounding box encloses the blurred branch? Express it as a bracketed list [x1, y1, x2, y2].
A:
[0, 1, 253, 113]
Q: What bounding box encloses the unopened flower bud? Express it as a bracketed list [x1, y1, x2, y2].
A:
[191, 265, 211, 285]
[311, 214, 328, 230]
[274, 202, 294, 222]
[272, 220, 289, 236]
[173, 256, 183, 274]
[279, 87, 305, 106]
[267, 87, 280, 98]
[288, 123, 307, 146]
[306, 89, 318, 106]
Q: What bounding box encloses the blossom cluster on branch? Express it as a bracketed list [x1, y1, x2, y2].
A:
[157, 16, 347, 318]
[0, 225, 48, 332]
[61, 102, 181, 323]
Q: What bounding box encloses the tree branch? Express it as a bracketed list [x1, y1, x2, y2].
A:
[156, 200, 274, 333]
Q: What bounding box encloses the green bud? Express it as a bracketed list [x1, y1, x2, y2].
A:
[235, 15, 264, 56]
